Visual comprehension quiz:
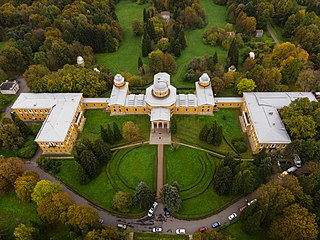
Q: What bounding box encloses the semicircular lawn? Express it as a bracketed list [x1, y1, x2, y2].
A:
[118, 145, 156, 191]
[165, 146, 205, 189]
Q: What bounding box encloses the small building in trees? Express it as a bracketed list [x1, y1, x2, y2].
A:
[228, 65, 237, 72]
[255, 29, 263, 38]
[240, 92, 317, 153]
[0, 80, 19, 94]
[160, 11, 170, 21]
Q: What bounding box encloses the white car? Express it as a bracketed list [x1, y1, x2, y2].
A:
[147, 202, 158, 217]
[98, 218, 104, 224]
[228, 213, 237, 221]
[152, 227, 162, 232]
[176, 228, 186, 234]
[117, 223, 127, 230]
[247, 199, 257, 206]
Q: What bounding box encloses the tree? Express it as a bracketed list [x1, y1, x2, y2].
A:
[214, 166, 233, 195]
[142, 32, 152, 57]
[0, 157, 25, 193]
[170, 117, 177, 134]
[23, 64, 50, 91]
[76, 150, 101, 179]
[37, 192, 75, 224]
[92, 139, 112, 165]
[213, 51, 218, 65]
[160, 183, 182, 213]
[122, 121, 139, 141]
[236, 78, 256, 94]
[283, 115, 316, 139]
[281, 57, 303, 84]
[193, 229, 235, 240]
[133, 181, 154, 210]
[223, 154, 239, 174]
[231, 171, 243, 195]
[112, 191, 132, 213]
[258, 157, 273, 182]
[100, 125, 109, 143]
[31, 180, 62, 205]
[137, 56, 143, 70]
[85, 227, 123, 240]
[11, 113, 33, 137]
[242, 210, 264, 235]
[199, 124, 209, 141]
[269, 204, 318, 240]
[296, 68, 318, 92]
[113, 122, 122, 141]
[227, 38, 239, 68]
[0, 123, 25, 150]
[132, 19, 144, 36]
[14, 224, 38, 240]
[15, 171, 40, 202]
[67, 205, 99, 231]
[107, 124, 115, 144]
[242, 169, 255, 194]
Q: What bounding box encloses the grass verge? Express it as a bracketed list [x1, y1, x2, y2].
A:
[134, 232, 189, 240]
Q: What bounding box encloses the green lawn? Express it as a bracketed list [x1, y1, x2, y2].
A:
[172, 109, 253, 158]
[172, 0, 228, 87]
[95, 1, 147, 74]
[165, 145, 237, 219]
[79, 110, 150, 143]
[56, 145, 156, 216]
[118, 145, 156, 190]
[95, 0, 228, 87]
[221, 220, 267, 240]
[0, 192, 40, 239]
[134, 232, 188, 240]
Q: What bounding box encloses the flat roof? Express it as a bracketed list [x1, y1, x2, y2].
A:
[243, 92, 317, 144]
[82, 98, 109, 103]
[0, 81, 17, 90]
[195, 82, 215, 106]
[12, 93, 83, 142]
[215, 97, 243, 103]
[109, 82, 129, 106]
[151, 108, 170, 121]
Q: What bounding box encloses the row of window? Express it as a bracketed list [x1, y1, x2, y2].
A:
[18, 109, 48, 114]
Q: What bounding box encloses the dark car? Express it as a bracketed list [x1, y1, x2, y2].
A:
[212, 221, 221, 228]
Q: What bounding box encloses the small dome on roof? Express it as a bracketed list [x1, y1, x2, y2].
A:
[77, 56, 84, 66]
[152, 73, 170, 98]
[113, 74, 125, 87]
[199, 73, 210, 87]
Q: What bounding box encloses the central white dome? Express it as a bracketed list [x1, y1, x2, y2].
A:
[152, 73, 170, 98]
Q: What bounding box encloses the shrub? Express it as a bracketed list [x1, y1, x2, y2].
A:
[37, 157, 61, 174]
[234, 141, 248, 153]
[17, 139, 38, 159]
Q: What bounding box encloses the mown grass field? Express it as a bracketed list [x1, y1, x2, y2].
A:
[56, 145, 156, 216]
[165, 145, 236, 218]
[95, 0, 228, 87]
[172, 109, 253, 158]
[0, 192, 40, 238]
[95, 1, 147, 74]
[79, 110, 150, 143]
[134, 232, 188, 240]
[221, 220, 267, 240]
[172, 0, 228, 87]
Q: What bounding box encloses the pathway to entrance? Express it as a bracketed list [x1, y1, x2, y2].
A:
[156, 144, 164, 199]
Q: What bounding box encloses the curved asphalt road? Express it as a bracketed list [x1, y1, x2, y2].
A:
[25, 149, 252, 234]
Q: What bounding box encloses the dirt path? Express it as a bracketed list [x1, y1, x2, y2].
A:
[156, 144, 164, 199]
[267, 23, 280, 44]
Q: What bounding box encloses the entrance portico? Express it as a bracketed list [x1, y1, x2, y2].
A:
[150, 108, 171, 144]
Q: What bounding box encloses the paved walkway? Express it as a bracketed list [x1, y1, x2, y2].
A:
[156, 144, 164, 199]
[267, 23, 280, 44]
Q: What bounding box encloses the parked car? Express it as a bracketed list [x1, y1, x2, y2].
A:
[247, 199, 257, 206]
[199, 226, 208, 232]
[148, 202, 158, 217]
[228, 213, 237, 221]
[117, 224, 127, 230]
[286, 166, 298, 174]
[98, 218, 104, 224]
[239, 205, 247, 212]
[152, 227, 162, 232]
[212, 221, 221, 228]
[176, 229, 186, 234]
[293, 154, 302, 168]
[164, 207, 170, 217]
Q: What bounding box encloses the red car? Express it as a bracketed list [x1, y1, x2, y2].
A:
[239, 205, 247, 212]
[199, 226, 208, 232]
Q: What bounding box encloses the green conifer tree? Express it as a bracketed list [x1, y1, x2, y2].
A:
[100, 125, 109, 143]
[107, 124, 114, 144]
[113, 122, 122, 141]
[199, 124, 209, 141]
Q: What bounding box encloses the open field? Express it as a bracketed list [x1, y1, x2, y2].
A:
[134, 232, 188, 240]
[95, 1, 147, 74]
[165, 145, 237, 218]
[56, 145, 156, 216]
[79, 110, 150, 144]
[95, 0, 228, 87]
[221, 220, 267, 240]
[172, 109, 253, 158]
